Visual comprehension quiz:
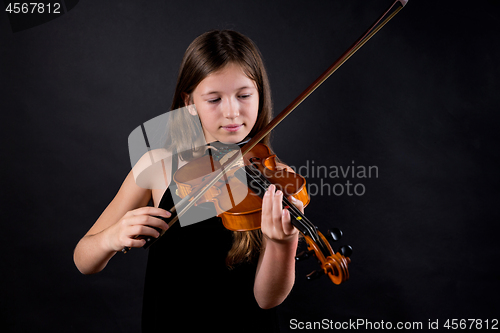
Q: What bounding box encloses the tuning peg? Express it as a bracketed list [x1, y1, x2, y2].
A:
[327, 228, 343, 241]
[295, 250, 315, 261]
[306, 269, 325, 280]
[338, 245, 353, 257]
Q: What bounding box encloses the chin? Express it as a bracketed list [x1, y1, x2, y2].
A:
[218, 136, 245, 144]
[217, 131, 250, 144]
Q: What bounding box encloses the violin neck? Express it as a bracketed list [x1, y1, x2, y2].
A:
[238, 165, 318, 240]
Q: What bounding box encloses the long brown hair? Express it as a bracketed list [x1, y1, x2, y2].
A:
[170, 30, 274, 267]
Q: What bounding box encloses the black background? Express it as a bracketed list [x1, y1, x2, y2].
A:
[1, 0, 499, 332]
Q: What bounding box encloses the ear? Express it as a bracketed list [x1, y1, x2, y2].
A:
[182, 92, 197, 116]
[181, 92, 190, 106]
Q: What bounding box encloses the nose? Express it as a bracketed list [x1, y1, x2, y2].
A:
[222, 98, 240, 119]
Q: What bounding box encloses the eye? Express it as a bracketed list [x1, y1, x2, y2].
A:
[239, 94, 251, 99]
[208, 98, 221, 104]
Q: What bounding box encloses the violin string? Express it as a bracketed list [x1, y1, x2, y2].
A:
[240, 165, 320, 240]
[242, 166, 347, 277]
[242, 166, 304, 219]
[240, 165, 336, 256]
[242, 165, 333, 257]
[246, 168, 316, 235]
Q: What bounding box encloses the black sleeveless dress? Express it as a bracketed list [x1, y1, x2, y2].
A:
[142, 147, 280, 332]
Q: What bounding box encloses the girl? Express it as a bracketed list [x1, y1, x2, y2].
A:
[74, 30, 304, 332]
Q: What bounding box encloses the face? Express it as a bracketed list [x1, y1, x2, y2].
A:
[187, 63, 259, 144]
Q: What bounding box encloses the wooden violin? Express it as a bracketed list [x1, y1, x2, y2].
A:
[174, 142, 309, 231]
[127, 0, 408, 284]
[173, 140, 352, 284]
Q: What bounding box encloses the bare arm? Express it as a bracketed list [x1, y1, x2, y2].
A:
[253, 183, 303, 309]
[73, 170, 170, 274]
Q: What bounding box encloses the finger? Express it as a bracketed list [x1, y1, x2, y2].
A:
[131, 225, 162, 239]
[131, 206, 171, 218]
[122, 238, 147, 249]
[281, 208, 295, 235]
[144, 215, 170, 231]
[262, 185, 275, 225]
[288, 195, 304, 214]
[127, 209, 170, 231]
[122, 215, 169, 233]
[272, 190, 284, 227]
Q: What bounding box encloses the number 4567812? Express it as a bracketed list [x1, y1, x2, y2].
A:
[443, 319, 498, 330]
[5, 2, 61, 14]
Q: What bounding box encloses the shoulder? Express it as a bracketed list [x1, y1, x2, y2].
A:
[132, 148, 173, 190]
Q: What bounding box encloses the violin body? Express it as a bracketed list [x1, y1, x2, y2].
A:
[173, 142, 310, 231]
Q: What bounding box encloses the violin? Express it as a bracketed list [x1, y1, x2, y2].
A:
[174, 142, 309, 231]
[126, 0, 408, 285]
[173, 140, 352, 284]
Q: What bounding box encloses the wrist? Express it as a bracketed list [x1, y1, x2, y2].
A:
[263, 232, 299, 252]
[95, 228, 120, 254]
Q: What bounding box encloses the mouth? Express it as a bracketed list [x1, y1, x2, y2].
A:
[221, 124, 243, 132]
